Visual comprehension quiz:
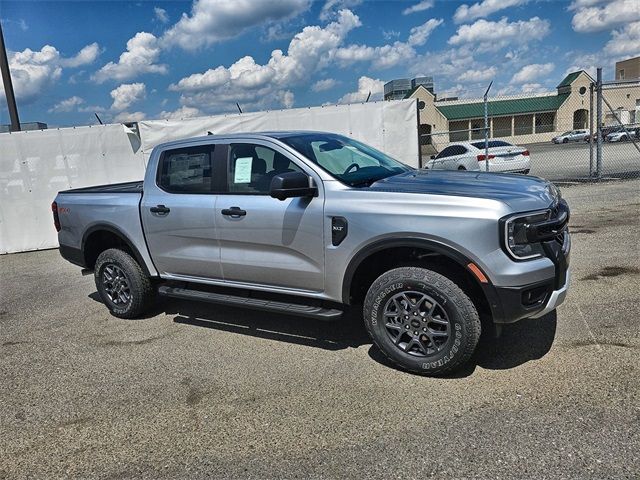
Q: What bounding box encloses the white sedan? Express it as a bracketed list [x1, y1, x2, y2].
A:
[425, 140, 531, 174]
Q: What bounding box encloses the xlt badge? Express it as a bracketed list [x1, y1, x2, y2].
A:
[332, 217, 348, 246]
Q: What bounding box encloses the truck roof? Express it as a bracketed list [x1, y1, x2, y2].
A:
[155, 130, 329, 149]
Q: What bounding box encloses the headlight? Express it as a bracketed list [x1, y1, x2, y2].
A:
[503, 210, 549, 260]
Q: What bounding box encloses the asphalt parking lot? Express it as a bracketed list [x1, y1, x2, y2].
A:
[528, 141, 640, 180]
[1, 180, 639, 479]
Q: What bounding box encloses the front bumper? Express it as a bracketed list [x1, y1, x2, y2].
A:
[529, 268, 570, 318]
[488, 229, 571, 324]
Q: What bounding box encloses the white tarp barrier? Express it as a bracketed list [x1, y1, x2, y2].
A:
[0, 125, 145, 254]
[138, 100, 419, 167]
[1, 100, 418, 254]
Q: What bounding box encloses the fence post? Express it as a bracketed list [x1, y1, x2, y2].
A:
[483, 81, 493, 172]
[596, 67, 603, 179]
[589, 82, 594, 176]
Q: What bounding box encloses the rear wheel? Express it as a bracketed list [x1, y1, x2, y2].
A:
[95, 248, 155, 318]
[457, 165, 466, 170]
[363, 267, 481, 376]
[562, 138, 568, 144]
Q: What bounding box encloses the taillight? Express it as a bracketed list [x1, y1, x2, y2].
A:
[477, 154, 495, 161]
[522, 150, 530, 156]
[52, 201, 61, 232]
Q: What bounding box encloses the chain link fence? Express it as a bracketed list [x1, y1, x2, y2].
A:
[417, 68, 640, 182]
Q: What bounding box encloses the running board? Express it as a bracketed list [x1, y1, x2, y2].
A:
[158, 286, 343, 321]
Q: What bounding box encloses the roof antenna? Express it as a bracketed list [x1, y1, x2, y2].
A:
[365, 91, 371, 102]
[236, 102, 243, 114]
[94, 112, 104, 125]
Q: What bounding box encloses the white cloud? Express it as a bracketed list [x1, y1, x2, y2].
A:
[458, 66, 497, 83]
[407, 18, 443, 46]
[277, 90, 295, 108]
[521, 83, 546, 93]
[154, 7, 169, 23]
[0, 45, 62, 104]
[571, 0, 640, 33]
[159, 105, 202, 119]
[335, 17, 442, 70]
[169, 65, 230, 91]
[402, 1, 434, 15]
[312, 78, 339, 91]
[113, 111, 147, 123]
[0, 43, 103, 104]
[162, 0, 311, 50]
[60, 42, 101, 67]
[92, 32, 167, 83]
[319, 0, 362, 21]
[110, 83, 146, 111]
[172, 9, 361, 113]
[510, 63, 554, 84]
[453, 0, 529, 24]
[339, 76, 384, 104]
[48, 96, 84, 113]
[605, 21, 640, 57]
[448, 17, 550, 51]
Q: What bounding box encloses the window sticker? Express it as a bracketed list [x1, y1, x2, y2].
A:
[234, 157, 253, 184]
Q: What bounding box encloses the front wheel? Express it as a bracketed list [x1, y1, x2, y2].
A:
[562, 138, 568, 144]
[363, 267, 481, 376]
[95, 248, 155, 318]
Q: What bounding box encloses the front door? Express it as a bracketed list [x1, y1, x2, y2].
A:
[215, 142, 325, 292]
[141, 143, 224, 279]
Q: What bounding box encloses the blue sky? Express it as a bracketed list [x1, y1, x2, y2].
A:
[1, 0, 638, 127]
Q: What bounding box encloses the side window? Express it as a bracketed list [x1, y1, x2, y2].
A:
[450, 146, 467, 156]
[436, 146, 454, 159]
[228, 143, 302, 194]
[158, 145, 213, 193]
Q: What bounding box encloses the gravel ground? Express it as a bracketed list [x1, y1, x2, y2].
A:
[1, 179, 639, 479]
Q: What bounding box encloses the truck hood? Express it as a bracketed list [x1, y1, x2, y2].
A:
[369, 170, 558, 212]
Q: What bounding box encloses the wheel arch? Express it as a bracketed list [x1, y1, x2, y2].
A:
[82, 224, 153, 277]
[342, 237, 499, 319]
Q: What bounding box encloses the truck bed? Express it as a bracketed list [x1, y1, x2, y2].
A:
[60, 181, 143, 194]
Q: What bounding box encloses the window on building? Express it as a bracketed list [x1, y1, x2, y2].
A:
[514, 115, 533, 135]
[492, 117, 512, 138]
[470, 119, 486, 140]
[535, 112, 556, 133]
[449, 120, 469, 142]
[158, 145, 214, 193]
[618, 69, 625, 80]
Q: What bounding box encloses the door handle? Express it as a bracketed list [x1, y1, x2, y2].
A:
[150, 205, 170, 214]
[221, 207, 247, 217]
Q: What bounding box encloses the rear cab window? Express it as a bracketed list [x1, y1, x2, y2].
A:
[157, 145, 215, 193]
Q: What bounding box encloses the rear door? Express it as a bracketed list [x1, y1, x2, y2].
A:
[215, 141, 325, 292]
[141, 142, 225, 279]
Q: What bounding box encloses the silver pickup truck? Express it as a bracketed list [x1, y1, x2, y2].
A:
[53, 131, 570, 375]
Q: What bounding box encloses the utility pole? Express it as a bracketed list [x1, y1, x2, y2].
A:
[0, 21, 21, 131]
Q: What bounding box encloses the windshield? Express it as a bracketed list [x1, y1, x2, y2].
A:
[280, 133, 413, 187]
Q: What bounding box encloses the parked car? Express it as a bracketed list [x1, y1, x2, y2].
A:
[54, 131, 570, 376]
[606, 126, 640, 142]
[552, 129, 589, 143]
[424, 140, 531, 174]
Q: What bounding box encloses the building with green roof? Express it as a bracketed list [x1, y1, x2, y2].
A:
[407, 70, 611, 152]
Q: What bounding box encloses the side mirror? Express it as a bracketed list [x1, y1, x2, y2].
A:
[430, 155, 436, 159]
[270, 171, 318, 201]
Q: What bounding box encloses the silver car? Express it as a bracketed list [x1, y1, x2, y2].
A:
[552, 129, 589, 144]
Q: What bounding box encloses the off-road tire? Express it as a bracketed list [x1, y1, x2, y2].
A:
[363, 267, 481, 376]
[95, 248, 155, 319]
